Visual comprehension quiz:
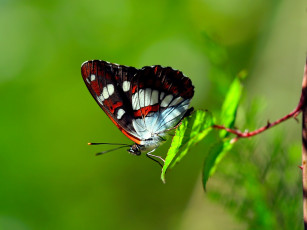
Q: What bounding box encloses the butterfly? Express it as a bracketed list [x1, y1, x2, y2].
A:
[81, 60, 194, 165]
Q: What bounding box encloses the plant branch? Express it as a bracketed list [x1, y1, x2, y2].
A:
[213, 87, 304, 140]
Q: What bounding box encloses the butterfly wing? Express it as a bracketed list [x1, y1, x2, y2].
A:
[129, 65, 194, 139]
[81, 60, 194, 144]
[81, 60, 142, 144]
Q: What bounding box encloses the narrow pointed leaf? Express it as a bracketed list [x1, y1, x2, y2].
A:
[219, 71, 246, 137]
[161, 110, 214, 183]
[202, 140, 233, 190]
[203, 72, 245, 188]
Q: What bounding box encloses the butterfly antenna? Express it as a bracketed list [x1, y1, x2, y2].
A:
[95, 145, 130, 156]
[88, 142, 130, 146]
[88, 142, 131, 156]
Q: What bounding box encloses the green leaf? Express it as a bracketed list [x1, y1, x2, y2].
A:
[202, 140, 233, 190]
[161, 110, 214, 183]
[202, 72, 246, 189]
[219, 71, 246, 137]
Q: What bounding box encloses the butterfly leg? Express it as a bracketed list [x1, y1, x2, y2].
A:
[146, 149, 165, 168]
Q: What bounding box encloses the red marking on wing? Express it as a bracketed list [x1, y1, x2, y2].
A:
[131, 82, 145, 93]
[114, 74, 120, 81]
[121, 129, 142, 145]
[171, 86, 179, 95]
[180, 78, 194, 98]
[109, 101, 123, 114]
[134, 105, 160, 117]
[102, 100, 123, 114]
[154, 66, 158, 74]
[162, 80, 171, 90]
[90, 80, 101, 95]
[132, 85, 137, 94]
[105, 71, 112, 80]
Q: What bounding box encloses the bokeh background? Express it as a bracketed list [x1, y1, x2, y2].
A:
[0, 0, 306, 229]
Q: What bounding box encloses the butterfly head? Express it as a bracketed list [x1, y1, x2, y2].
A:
[128, 144, 142, 156]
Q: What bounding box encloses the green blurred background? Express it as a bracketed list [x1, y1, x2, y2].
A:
[0, 0, 306, 229]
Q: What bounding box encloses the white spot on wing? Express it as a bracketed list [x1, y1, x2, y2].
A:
[117, 108, 125, 119]
[97, 93, 105, 103]
[151, 90, 159, 105]
[90, 74, 95, 81]
[122, 81, 130, 92]
[160, 92, 165, 100]
[102, 87, 109, 99]
[144, 88, 152, 106]
[102, 84, 115, 99]
[132, 93, 140, 110]
[138, 89, 145, 108]
[107, 84, 114, 96]
[169, 97, 184, 106]
[161, 94, 173, 107]
[132, 88, 160, 110]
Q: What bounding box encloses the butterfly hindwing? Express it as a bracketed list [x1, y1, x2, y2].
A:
[129, 65, 194, 138]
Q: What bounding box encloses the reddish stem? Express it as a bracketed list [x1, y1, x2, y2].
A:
[213, 91, 304, 138]
[213, 104, 302, 138]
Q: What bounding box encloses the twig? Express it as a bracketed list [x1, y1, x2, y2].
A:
[213, 92, 303, 139]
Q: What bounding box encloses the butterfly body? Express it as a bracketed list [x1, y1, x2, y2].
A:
[129, 134, 167, 155]
[81, 60, 194, 159]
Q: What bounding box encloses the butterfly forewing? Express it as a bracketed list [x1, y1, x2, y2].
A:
[81, 60, 142, 144]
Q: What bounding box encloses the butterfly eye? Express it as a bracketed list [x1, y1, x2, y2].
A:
[127, 148, 141, 156]
[128, 145, 141, 156]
